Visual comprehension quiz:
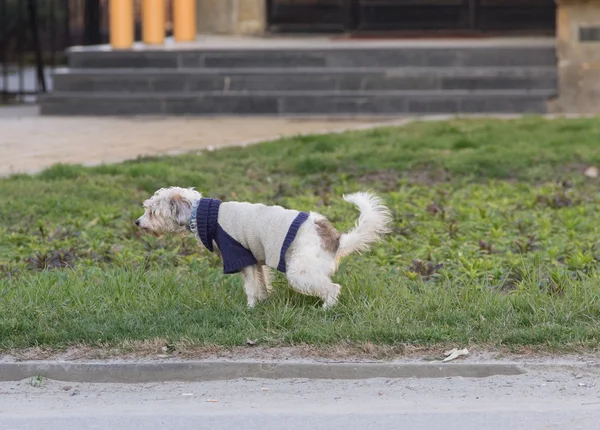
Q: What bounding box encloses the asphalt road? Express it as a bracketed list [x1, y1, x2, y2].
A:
[2, 408, 600, 430]
[1, 368, 599, 430]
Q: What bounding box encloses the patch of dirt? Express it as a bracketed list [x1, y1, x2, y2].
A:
[405, 165, 451, 185]
[3, 341, 438, 362]
[557, 162, 593, 178]
[356, 166, 451, 190]
[357, 170, 401, 191]
[3, 340, 598, 363]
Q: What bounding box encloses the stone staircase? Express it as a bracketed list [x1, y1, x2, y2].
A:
[41, 41, 557, 116]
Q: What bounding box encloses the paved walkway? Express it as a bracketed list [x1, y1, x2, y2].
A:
[2, 106, 583, 178]
[0, 106, 392, 177]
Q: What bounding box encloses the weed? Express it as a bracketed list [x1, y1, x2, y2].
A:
[536, 190, 573, 209]
[479, 240, 494, 255]
[29, 375, 46, 388]
[26, 248, 77, 270]
[514, 235, 539, 254]
[408, 260, 444, 281]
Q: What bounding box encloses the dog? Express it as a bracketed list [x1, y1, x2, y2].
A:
[136, 187, 391, 308]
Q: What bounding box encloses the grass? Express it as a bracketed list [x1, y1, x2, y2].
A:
[3, 116, 600, 353]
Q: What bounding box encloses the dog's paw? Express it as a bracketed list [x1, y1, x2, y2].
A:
[322, 284, 341, 309]
[322, 301, 337, 310]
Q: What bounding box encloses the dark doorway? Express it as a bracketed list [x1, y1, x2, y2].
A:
[267, 0, 556, 34]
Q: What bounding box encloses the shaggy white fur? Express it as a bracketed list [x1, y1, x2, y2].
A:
[136, 187, 391, 308]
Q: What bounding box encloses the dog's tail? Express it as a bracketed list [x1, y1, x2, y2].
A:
[336, 192, 392, 259]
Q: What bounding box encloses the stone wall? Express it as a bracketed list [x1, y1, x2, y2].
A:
[551, 0, 600, 113]
[196, 0, 266, 35]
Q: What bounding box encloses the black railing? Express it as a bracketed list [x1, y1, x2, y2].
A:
[0, 0, 108, 104]
[0, 0, 174, 104]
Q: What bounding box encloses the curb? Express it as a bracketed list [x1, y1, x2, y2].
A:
[0, 361, 526, 383]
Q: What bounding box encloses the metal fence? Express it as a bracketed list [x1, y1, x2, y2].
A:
[0, 0, 100, 102]
[0, 0, 174, 104]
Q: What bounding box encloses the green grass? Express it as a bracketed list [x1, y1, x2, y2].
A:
[3, 117, 600, 352]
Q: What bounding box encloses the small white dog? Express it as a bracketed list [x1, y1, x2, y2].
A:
[136, 187, 391, 308]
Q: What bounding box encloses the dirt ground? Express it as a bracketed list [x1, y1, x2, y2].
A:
[0, 106, 399, 177]
[2, 341, 599, 364]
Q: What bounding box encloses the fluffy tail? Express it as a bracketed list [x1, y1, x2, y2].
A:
[336, 192, 392, 259]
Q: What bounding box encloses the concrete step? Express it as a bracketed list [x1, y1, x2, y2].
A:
[52, 67, 557, 93]
[68, 46, 557, 69]
[39, 90, 555, 116]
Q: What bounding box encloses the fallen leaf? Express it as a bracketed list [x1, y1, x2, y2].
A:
[207, 399, 218, 403]
[110, 244, 124, 253]
[442, 348, 469, 363]
[584, 166, 599, 178]
[85, 217, 99, 228]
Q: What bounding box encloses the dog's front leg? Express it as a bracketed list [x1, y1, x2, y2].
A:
[241, 265, 264, 308]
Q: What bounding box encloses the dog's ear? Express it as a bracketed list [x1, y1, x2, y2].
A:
[170, 194, 192, 226]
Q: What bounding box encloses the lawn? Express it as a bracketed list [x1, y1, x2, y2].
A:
[3, 117, 600, 353]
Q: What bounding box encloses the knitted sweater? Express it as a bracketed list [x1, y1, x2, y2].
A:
[192, 198, 309, 274]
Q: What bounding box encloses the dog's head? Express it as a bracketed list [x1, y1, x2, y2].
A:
[136, 187, 201, 236]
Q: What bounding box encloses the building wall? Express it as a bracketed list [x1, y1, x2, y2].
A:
[550, 0, 600, 113]
[196, 0, 266, 35]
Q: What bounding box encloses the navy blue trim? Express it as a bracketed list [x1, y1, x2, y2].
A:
[277, 212, 309, 273]
[195, 198, 221, 252]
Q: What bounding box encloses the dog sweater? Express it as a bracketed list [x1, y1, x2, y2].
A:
[192, 198, 309, 274]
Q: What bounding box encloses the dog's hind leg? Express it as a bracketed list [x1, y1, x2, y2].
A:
[286, 268, 341, 309]
[283, 219, 342, 308]
[242, 265, 270, 307]
[256, 265, 272, 298]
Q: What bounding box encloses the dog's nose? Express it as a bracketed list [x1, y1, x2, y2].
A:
[135, 219, 140, 227]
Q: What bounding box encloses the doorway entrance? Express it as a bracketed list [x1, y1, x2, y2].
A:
[267, 0, 556, 34]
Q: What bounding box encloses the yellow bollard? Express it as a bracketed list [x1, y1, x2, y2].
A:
[142, 0, 165, 45]
[109, 0, 134, 49]
[173, 0, 196, 42]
